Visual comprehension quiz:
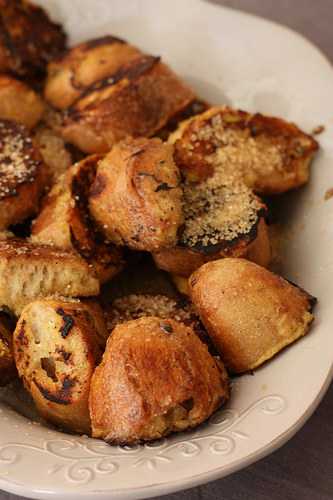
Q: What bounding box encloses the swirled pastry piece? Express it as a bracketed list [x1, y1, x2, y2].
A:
[60, 55, 195, 153]
[189, 258, 316, 373]
[44, 36, 142, 109]
[0, 119, 46, 230]
[153, 172, 270, 277]
[170, 106, 319, 195]
[89, 138, 183, 251]
[0, 239, 100, 315]
[0, 0, 66, 79]
[0, 75, 45, 129]
[13, 299, 106, 433]
[32, 155, 124, 283]
[89, 316, 229, 444]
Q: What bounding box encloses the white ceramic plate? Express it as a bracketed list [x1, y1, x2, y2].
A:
[1, 1, 333, 499]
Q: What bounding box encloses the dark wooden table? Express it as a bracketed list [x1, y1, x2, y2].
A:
[1, 1, 332, 499]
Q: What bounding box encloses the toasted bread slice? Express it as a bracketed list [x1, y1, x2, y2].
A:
[0, 0, 66, 80]
[60, 55, 195, 153]
[90, 316, 229, 444]
[32, 155, 124, 283]
[0, 239, 99, 315]
[13, 298, 106, 433]
[171, 106, 319, 195]
[153, 172, 271, 277]
[0, 119, 47, 230]
[33, 123, 72, 184]
[45, 36, 142, 109]
[189, 258, 316, 373]
[0, 314, 16, 386]
[89, 138, 183, 251]
[0, 75, 45, 129]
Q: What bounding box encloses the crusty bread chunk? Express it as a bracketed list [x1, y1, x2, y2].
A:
[0, 75, 45, 129]
[171, 106, 318, 195]
[90, 316, 229, 444]
[32, 155, 124, 283]
[13, 299, 106, 433]
[45, 36, 142, 109]
[0, 0, 66, 79]
[0, 315, 16, 386]
[0, 119, 47, 230]
[0, 239, 99, 315]
[189, 258, 316, 373]
[89, 138, 183, 251]
[153, 176, 271, 277]
[60, 55, 195, 153]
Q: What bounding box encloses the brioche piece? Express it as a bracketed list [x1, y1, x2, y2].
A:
[33, 123, 72, 183]
[171, 106, 319, 195]
[171, 274, 190, 295]
[45, 36, 142, 109]
[153, 172, 270, 277]
[0, 119, 47, 230]
[60, 55, 195, 153]
[13, 299, 106, 433]
[0, 0, 66, 80]
[0, 75, 45, 129]
[189, 258, 316, 373]
[0, 314, 16, 386]
[32, 155, 123, 283]
[0, 239, 99, 315]
[89, 138, 183, 251]
[90, 316, 229, 444]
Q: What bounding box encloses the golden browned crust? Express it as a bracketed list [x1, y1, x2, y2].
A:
[0, 0, 66, 79]
[32, 155, 124, 283]
[189, 258, 316, 374]
[60, 56, 195, 153]
[153, 205, 270, 277]
[89, 316, 229, 444]
[89, 138, 183, 251]
[171, 106, 319, 195]
[0, 239, 100, 315]
[13, 298, 106, 433]
[45, 36, 142, 109]
[0, 316, 16, 386]
[0, 75, 45, 129]
[0, 119, 47, 230]
[33, 123, 72, 184]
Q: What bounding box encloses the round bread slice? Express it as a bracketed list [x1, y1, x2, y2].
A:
[60, 55, 195, 153]
[0, 0, 66, 80]
[171, 106, 319, 195]
[153, 173, 270, 277]
[32, 155, 124, 283]
[89, 316, 229, 444]
[0, 75, 45, 129]
[45, 35, 142, 109]
[13, 299, 107, 433]
[0, 119, 47, 230]
[189, 258, 316, 374]
[89, 138, 183, 252]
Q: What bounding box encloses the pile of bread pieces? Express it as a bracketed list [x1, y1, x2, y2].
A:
[0, 0, 318, 445]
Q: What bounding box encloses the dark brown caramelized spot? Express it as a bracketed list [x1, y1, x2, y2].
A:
[0, 119, 42, 199]
[82, 35, 125, 51]
[33, 375, 76, 405]
[56, 308, 75, 338]
[0, 0, 66, 77]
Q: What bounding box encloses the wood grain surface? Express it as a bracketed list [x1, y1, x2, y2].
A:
[1, 1, 332, 499]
